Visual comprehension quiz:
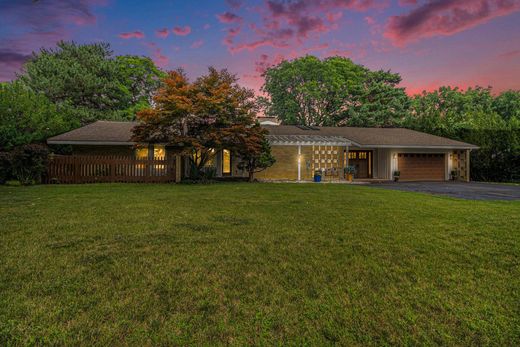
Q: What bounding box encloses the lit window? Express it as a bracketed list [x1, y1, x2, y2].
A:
[222, 149, 231, 175]
[359, 152, 367, 159]
[154, 145, 166, 159]
[135, 147, 149, 159]
[348, 152, 356, 159]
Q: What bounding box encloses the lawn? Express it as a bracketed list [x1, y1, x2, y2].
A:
[1, 183, 519, 346]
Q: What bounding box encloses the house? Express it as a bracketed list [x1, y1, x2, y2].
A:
[47, 121, 478, 182]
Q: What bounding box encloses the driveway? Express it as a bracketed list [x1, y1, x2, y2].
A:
[368, 181, 520, 201]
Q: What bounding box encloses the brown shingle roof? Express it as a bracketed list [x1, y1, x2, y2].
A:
[47, 121, 477, 149]
[48, 121, 138, 144]
[263, 125, 478, 149]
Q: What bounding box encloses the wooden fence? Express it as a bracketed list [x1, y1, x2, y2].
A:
[46, 155, 178, 184]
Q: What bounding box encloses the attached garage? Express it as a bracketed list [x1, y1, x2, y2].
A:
[397, 153, 445, 181]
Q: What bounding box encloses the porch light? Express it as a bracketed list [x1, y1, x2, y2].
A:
[393, 153, 397, 159]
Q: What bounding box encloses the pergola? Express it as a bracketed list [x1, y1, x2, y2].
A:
[266, 135, 352, 181]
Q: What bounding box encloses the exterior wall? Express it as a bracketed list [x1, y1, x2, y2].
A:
[451, 149, 471, 182]
[256, 145, 299, 180]
[72, 145, 134, 156]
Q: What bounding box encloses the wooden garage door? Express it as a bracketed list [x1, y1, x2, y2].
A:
[398, 153, 445, 181]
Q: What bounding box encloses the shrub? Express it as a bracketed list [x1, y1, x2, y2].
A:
[0, 152, 11, 184]
[10, 144, 49, 185]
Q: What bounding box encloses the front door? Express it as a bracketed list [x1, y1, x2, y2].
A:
[348, 151, 372, 178]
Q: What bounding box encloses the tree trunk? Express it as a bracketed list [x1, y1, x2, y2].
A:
[248, 170, 254, 182]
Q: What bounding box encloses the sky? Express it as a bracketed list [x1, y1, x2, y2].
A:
[1, 0, 520, 95]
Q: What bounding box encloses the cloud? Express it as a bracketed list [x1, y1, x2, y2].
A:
[398, 0, 417, 5]
[172, 26, 191, 36]
[221, 0, 384, 53]
[226, 0, 244, 10]
[145, 42, 169, 68]
[0, 50, 32, 80]
[0, 0, 103, 81]
[385, 0, 520, 46]
[155, 28, 169, 38]
[498, 49, 520, 59]
[191, 39, 205, 48]
[217, 12, 243, 24]
[119, 31, 145, 39]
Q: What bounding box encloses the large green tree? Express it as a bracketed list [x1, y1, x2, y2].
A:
[262, 55, 409, 127]
[0, 81, 73, 151]
[20, 41, 164, 124]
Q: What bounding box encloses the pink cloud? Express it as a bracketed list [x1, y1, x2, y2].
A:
[0, 0, 104, 81]
[326, 12, 343, 23]
[119, 31, 145, 39]
[223, 0, 384, 53]
[155, 28, 169, 38]
[191, 39, 204, 48]
[365, 16, 376, 26]
[172, 26, 191, 36]
[398, 0, 417, 5]
[217, 12, 243, 24]
[145, 42, 169, 68]
[226, 0, 244, 9]
[385, 0, 520, 46]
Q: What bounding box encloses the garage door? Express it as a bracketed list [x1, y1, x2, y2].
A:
[398, 153, 445, 181]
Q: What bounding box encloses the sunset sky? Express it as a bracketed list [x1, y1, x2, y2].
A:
[1, 0, 520, 95]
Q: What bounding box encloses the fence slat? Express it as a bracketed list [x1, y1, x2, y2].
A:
[45, 155, 177, 184]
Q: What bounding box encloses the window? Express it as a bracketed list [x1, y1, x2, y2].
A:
[348, 152, 357, 159]
[358, 152, 367, 159]
[135, 147, 149, 159]
[154, 145, 166, 159]
[222, 149, 231, 175]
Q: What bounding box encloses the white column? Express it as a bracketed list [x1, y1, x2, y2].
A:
[297, 145, 301, 181]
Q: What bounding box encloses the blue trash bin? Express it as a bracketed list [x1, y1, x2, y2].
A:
[314, 174, 322, 182]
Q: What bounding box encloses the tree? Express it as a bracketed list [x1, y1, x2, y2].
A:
[115, 55, 166, 116]
[133, 68, 258, 179]
[404, 86, 519, 182]
[262, 55, 409, 127]
[20, 41, 164, 124]
[493, 90, 520, 122]
[0, 81, 73, 151]
[222, 124, 275, 181]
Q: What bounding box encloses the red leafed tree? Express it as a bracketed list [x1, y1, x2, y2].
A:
[132, 67, 273, 180]
[221, 124, 275, 182]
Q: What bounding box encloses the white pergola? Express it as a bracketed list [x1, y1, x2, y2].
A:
[266, 135, 352, 181]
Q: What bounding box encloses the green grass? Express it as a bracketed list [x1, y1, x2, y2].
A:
[1, 183, 519, 346]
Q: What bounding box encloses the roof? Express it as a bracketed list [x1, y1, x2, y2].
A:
[47, 121, 478, 149]
[263, 125, 478, 149]
[47, 121, 138, 145]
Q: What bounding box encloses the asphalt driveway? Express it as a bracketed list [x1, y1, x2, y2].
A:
[368, 181, 520, 201]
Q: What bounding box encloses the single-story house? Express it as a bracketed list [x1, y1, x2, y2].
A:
[47, 120, 478, 182]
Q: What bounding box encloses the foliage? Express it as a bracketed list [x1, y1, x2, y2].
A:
[222, 124, 276, 181]
[0, 152, 11, 184]
[493, 90, 520, 122]
[9, 144, 49, 185]
[262, 56, 409, 127]
[133, 68, 259, 179]
[404, 86, 519, 182]
[0, 81, 73, 151]
[20, 41, 164, 124]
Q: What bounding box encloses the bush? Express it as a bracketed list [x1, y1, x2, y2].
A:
[9, 144, 49, 185]
[0, 152, 11, 184]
